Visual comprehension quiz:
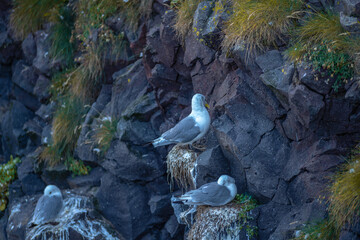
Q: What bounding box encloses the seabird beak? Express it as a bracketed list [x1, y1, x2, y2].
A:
[205, 103, 210, 109]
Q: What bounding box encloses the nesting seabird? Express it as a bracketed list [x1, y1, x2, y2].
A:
[31, 185, 63, 226]
[176, 175, 237, 206]
[152, 93, 210, 147]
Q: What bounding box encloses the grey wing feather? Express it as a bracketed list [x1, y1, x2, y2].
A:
[33, 195, 63, 224]
[183, 182, 231, 206]
[162, 117, 201, 143]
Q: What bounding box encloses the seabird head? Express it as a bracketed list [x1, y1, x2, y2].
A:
[44, 185, 62, 198]
[191, 93, 207, 112]
[217, 175, 235, 185]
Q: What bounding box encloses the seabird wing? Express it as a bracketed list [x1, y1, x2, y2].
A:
[180, 182, 231, 206]
[33, 195, 63, 224]
[162, 116, 201, 143]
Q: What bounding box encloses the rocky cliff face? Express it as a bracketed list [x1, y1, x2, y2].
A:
[0, 0, 360, 239]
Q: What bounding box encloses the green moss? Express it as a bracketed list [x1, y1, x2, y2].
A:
[0, 156, 21, 211]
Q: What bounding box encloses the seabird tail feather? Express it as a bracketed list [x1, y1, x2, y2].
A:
[152, 137, 176, 147]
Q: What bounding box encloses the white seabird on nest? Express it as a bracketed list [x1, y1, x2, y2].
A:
[31, 185, 63, 226]
[176, 175, 237, 207]
[152, 93, 210, 147]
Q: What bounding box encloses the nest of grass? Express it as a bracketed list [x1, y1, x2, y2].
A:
[187, 203, 245, 240]
[167, 145, 198, 191]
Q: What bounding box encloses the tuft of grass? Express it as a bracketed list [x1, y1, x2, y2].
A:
[10, 0, 65, 39]
[328, 148, 360, 232]
[49, 6, 76, 67]
[117, 0, 154, 31]
[40, 96, 88, 167]
[172, 0, 202, 42]
[0, 156, 21, 211]
[93, 116, 118, 154]
[292, 219, 338, 240]
[167, 145, 197, 191]
[287, 11, 358, 91]
[222, 0, 303, 59]
[293, 146, 360, 240]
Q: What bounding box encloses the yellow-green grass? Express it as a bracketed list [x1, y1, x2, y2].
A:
[292, 219, 338, 240]
[287, 11, 359, 91]
[0, 156, 21, 211]
[10, 0, 66, 39]
[93, 117, 118, 154]
[40, 96, 88, 167]
[49, 6, 76, 67]
[287, 11, 348, 62]
[328, 149, 360, 232]
[222, 0, 303, 59]
[293, 147, 360, 240]
[172, 0, 202, 42]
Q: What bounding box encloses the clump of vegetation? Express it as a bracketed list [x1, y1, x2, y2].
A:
[222, 0, 303, 59]
[10, 0, 65, 39]
[292, 219, 338, 240]
[287, 11, 358, 91]
[49, 6, 76, 67]
[0, 156, 21, 211]
[94, 116, 118, 154]
[234, 194, 258, 238]
[66, 157, 91, 177]
[328, 147, 360, 232]
[172, 0, 202, 42]
[40, 96, 88, 167]
[188, 194, 258, 239]
[167, 145, 198, 191]
[293, 146, 360, 240]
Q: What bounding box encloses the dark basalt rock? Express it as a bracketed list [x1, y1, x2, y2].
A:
[96, 173, 152, 240]
[102, 140, 164, 182]
[21, 34, 36, 64]
[1, 100, 34, 159]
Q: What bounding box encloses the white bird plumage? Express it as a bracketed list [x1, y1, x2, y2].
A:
[152, 93, 210, 147]
[176, 175, 237, 206]
[31, 185, 63, 226]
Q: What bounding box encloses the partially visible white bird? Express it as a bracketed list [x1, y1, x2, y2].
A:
[176, 175, 237, 206]
[152, 93, 210, 147]
[31, 185, 63, 226]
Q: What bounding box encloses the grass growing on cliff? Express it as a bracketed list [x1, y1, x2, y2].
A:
[40, 96, 88, 167]
[222, 0, 303, 60]
[10, 0, 65, 39]
[287, 11, 358, 91]
[293, 146, 360, 240]
[0, 156, 21, 211]
[328, 148, 360, 232]
[172, 0, 202, 42]
[93, 116, 118, 154]
[292, 219, 338, 240]
[49, 6, 76, 67]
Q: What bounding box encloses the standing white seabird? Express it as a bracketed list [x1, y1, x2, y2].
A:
[176, 175, 237, 206]
[152, 93, 210, 147]
[31, 185, 63, 226]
